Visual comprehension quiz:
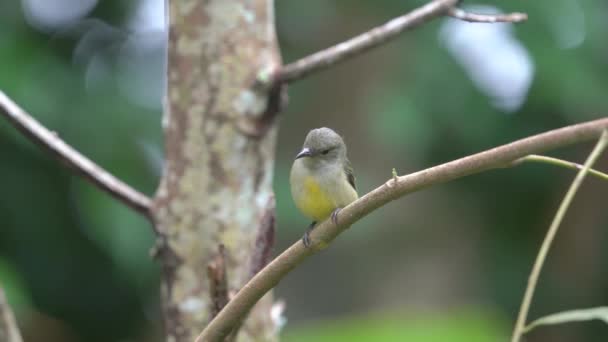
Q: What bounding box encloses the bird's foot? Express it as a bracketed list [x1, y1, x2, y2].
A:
[302, 221, 316, 248]
[331, 208, 342, 225]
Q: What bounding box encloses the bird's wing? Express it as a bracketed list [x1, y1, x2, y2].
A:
[344, 159, 356, 191]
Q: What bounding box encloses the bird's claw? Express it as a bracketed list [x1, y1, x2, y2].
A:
[302, 231, 311, 248]
[302, 221, 316, 248]
[331, 208, 342, 225]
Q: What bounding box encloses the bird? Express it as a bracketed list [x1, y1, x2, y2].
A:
[290, 127, 358, 247]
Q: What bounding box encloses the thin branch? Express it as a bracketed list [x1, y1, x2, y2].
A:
[447, 8, 528, 23]
[208, 245, 229, 319]
[274, 0, 527, 84]
[0, 91, 153, 222]
[0, 287, 23, 342]
[511, 131, 608, 342]
[512, 154, 608, 182]
[249, 197, 276, 278]
[196, 118, 608, 342]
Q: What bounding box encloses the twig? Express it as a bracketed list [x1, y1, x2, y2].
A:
[512, 154, 608, 182]
[0, 90, 153, 221]
[195, 118, 608, 342]
[0, 287, 23, 342]
[249, 197, 276, 278]
[447, 8, 528, 23]
[510, 131, 608, 342]
[275, 0, 527, 84]
[391, 168, 399, 186]
[208, 245, 229, 319]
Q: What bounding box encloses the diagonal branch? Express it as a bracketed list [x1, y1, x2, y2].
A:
[274, 0, 527, 84]
[0, 90, 153, 221]
[196, 117, 608, 341]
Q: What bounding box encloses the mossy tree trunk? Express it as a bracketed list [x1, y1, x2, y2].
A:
[152, 1, 282, 341]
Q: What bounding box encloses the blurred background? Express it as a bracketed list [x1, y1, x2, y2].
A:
[1, 0, 607, 341]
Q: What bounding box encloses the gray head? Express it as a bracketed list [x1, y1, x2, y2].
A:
[295, 127, 347, 166]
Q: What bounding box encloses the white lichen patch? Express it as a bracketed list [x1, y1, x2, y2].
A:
[233, 89, 267, 117]
[179, 297, 206, 313]
[238, 4, 256, 23]
[255, 190, 273, 211]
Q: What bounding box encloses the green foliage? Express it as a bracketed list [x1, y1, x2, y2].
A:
[0, 259, 31, 312]
[283, 310, 508, 342]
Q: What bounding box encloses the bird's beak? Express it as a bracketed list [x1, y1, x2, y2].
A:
[295, 147, 313, 159]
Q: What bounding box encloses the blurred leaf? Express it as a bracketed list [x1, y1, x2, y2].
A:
[369, 91, 433, 163]
[72, 179, 156, 289]
[0, 258, 31, 313]
[283, 309, 508, 342]
[524, 307, 608, 334]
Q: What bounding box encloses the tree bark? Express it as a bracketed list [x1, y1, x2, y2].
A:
[153, 1, 281, 341]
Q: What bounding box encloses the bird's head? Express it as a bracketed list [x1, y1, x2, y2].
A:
[295, 127, 347, 168]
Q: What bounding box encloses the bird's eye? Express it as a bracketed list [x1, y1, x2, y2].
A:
[321, 149, 330, 155]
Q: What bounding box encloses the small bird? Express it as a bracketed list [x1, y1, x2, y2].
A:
[290, 127, 358, 247]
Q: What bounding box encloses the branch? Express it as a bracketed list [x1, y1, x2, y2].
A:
[274, 0, 527, 84]
[196, 117, 608, 341]
[511, 131, 608, 342]
[207, 245, 229, 319]
[512, 154, 608, 182]
[0, 287, 23, 342]
[447, 8, 528, 23]
[0, 91, 153, 221]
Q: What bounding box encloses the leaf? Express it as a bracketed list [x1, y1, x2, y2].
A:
[524, 307, 608, 334]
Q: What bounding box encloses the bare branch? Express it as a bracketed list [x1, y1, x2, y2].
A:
[196, 117, 608, 342]
[511, 131, 608, 342]
[0, 90, 153, 221]
[0, 287, 23, 342]
[275, 0, 527, 84]
[276, 0, 458, 84]
[511, 154, 608, 181]
[447, 8, 528, 23]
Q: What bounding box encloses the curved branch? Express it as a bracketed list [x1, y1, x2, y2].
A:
[0, 91, 153, 221]
[196, 117, 608, 341]
[275, 0, 527, 84]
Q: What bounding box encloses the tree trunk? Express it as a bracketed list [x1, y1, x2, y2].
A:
[153, 1, 282, 341]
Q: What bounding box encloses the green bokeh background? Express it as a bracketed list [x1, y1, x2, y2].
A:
[1, 0, 607, 341]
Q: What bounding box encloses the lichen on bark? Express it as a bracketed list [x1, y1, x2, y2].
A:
[153, 1, 281, 341]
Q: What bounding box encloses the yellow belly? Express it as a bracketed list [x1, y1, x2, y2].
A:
[295, 176, 335, 222]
